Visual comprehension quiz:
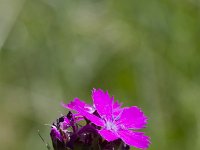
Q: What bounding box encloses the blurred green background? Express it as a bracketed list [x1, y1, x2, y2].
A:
[0, 0, 199, 149]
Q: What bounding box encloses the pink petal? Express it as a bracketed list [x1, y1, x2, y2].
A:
[92, 89, 113, 120]
[112, 102, 123, 119]
[50, 126, 62, 141]
[118, 129, 150, 149]
[61, 118, 70, 130]
[99, 129, 119, 142]
[113, 100, 123, 109]
[116, 106, 148, 129]
[70, 103, 104, 127]
[62, 98, 95, 113]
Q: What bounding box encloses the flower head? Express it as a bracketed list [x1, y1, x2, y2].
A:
[64, 88, 151, 149]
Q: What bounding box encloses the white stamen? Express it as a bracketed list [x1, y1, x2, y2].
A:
[106, 121, 118, 131]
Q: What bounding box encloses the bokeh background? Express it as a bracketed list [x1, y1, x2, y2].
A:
[0, 0, 200, 149]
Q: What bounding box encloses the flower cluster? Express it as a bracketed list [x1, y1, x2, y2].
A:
[50, 89, 150, 150]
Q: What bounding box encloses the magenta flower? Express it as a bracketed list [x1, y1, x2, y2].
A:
[64, 88, 151, 149]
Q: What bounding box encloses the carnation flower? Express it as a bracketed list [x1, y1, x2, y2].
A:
[49, 88, 150, 150]
[63, 88, 151, 149]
